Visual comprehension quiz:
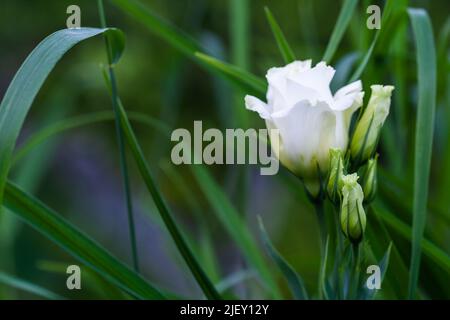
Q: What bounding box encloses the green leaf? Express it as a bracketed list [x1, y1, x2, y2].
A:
[322, 0, 359, 63]
[191, 165, 281, 298]
[195, 52, 266, 97]
[264, 7, 296, 63]
[0, 271, 65, 300]
[3, 182, 165, 299]
[0, 28, 123, 206]
[116, 103, 221, 300]
[407, 8, 437, 299]
[258, 216, 308, 300]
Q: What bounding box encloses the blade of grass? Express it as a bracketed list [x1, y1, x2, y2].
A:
[258, 216, 308, 300]
[37, 260, 130, 299]
[349, 0, 401, 81]
[407, 8, 437, 299]
[110, 0, 202, 56]
[264, 6, 296, 63]
[191, 165, 281, 298]
[195, 52, 266, 97]
[116, 103, 221, 300]
[0, 27, 122, 207]
[110, 0, 266, 98]
[363, 243, 392, 300]
[366, 209, 409, 299]
[0, 271, 65, 300]
[98, 0, 139, 273]
[11, 110, 219, 293]
[318, 236, 330, 300]
[322, 0, 359, 63]
[3, 182, 165, 299]
[12, 111, 171, 164]
[373, 205, 450, 274]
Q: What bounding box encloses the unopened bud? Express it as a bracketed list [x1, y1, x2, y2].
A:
[362, 156, 378, 204]
[351, 85, 394, 166]
[340, 173, 366, 244]
[326, 148, 344, 204]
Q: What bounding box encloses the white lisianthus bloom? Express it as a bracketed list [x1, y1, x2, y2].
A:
[245, 60, 364, 195]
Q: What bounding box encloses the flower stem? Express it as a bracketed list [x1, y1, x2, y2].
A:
[97, 0, 140, 273]
[349, 243, 361, 299]
[314, 200, 327, 255]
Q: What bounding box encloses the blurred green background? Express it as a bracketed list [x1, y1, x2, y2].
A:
[0, 0, 449, 299]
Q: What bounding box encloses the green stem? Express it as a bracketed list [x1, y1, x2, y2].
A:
[314, 199, 327, 299]
[350, 243, 361, 299]
[97, 0, 139, 273]
[314, 200, 327, 255]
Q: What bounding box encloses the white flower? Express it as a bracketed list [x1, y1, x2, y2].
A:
[245, 60, 364, 195]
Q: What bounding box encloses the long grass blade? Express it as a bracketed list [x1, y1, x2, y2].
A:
[0, 271, 65, 300]
[191, 165, 281, 298]
[12, 111, 170, 164]
[98, 0, 139, 273]
[195, 52, 266, 97]
[363, 243, 392, 300]
[3, 182, 165, 299]
[349, 0, 402, 81]
[407, 8, 437, 299]
[116, 104, 221, 300]
[110, 0, 266, 98]
[258, 217, 308, 300]
[264, 6, 296, 63]
[373, 205, 450, 274]
[0, 28, 122, 205]
[110, 0, 201, 56]
[322, 0, 359, 63]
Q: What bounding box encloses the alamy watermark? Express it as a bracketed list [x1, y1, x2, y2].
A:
[171, 121, 280, 175]
[66, 5, 81, 29]
[366, 5, 381, 30]
[66, 265, 81, 290]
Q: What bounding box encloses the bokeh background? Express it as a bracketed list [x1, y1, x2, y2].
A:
[0, 0, 449, 299]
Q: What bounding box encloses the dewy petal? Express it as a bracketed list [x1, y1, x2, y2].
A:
[244, 95, 271, 120]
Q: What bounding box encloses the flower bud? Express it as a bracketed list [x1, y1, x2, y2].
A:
[340, 173, 366, 244]
[350, 85, 394, 166]
[326, 148, 344, 204]
[362, 155, 378, 204]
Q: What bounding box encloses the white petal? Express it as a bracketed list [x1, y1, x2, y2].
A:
[332, 80, 363, 111]
[244, 95, 271, 119]
[334, 80, 362, 98]
[270, 100, 336, 175]
[287, 61, 335, 103]
[266, 60, 312, 105]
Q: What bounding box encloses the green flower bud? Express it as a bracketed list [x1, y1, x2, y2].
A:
[340, 173, 366, 244]
[362, 155, 378, 204]
[351, 85, 394, 166]
[326, 148, 344, 204]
